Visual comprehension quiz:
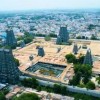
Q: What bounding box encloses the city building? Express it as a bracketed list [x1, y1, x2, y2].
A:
[56, 26, 69, 44]
[0, 48, 20, 84]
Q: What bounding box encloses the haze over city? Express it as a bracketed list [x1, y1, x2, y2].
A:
[0, 0, 100, 11]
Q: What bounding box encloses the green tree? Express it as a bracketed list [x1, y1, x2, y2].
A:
[24, 37, 33, 44]
[69, 72, 81, 86]
[36, 86, 42, 92]
[83, 76, 90, 84]
[74, 64, 92, 75]
[65, 53, 76, 63]
[17, 36, 24, 41]
[91, 34, 97, 40]
[76, 36, 82, 39]
[21, 77, 39, 88]
[74, 93, 92, 100]
[45, 35, 51, 41]
[11, 45, 16, 49]
[96, 76, 100, 84]
[14, 58, 20, 67]
[49, 33, 57, 38]
[61, 86, 67, 95]
[88, 24, 95, 30]
[13, 93, 40, 100]
[24, 32, 31, 37]
[77, 83, 85, 88]
[0, 92, 6, 100]
[35, 34, 45, 37]
[53, 84, 61, 94]
[23, 32, 34, 44]
[86, 81, 95, 90]
[77, 55, 85, 64]
[70, 64, 92, 86]
[2, 88, 9, 95]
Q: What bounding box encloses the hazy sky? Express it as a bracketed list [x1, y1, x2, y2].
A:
[0, 0, 100, 11]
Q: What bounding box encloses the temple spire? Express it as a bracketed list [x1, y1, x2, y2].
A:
[0, 48, 20, 84]
[5, 28, 17, 48]
[56, 26, 69, 45]
[83, 49, 93, 66]
[73, 43, 78, 54]
[38, 47, 45, 57]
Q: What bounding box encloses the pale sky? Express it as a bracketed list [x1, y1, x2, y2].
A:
[0, 0, 100, 11]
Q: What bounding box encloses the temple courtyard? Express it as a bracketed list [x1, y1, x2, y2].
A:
[13, 38, 100, 84]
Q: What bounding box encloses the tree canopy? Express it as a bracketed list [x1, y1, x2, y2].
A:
[91, 34, 97, 40]
[0, 92, 6, 100]
[65, 53, 85, 64]
[17, 32, 34, 44]
[14, 58, 20, 67]
[12, 93, 40, 100]
[65, 53, 76, 63]
[96, 76, 100, 84]
[21, 77, 39, 88]
[53, 84, 67, 95]
[70, 64, 92, 86]
[45, 35, 51, 41]
[86, 81, 96, 90]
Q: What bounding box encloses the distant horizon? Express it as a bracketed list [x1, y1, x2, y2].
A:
[0, 8, 100, 13]
[0, 0, 100, 12]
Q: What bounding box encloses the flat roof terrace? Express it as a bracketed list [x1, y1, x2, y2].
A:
[39, 55, 67, 66]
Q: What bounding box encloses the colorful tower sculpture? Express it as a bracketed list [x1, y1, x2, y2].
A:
[56, 26, 69, 44]
[0, 48, 20, 84]
[73, 44, 78, 54]
[38, 47, 45, 57]
[83, 49, 93, 66]
[6, 29, 17, 48]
